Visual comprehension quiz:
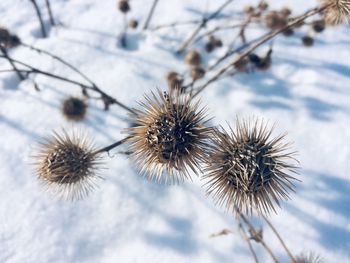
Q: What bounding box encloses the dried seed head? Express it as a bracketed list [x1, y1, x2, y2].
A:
[294, 252, 322, 263]
[209, 35, 223, 47]
[312, 19, 326, 32]
[203, 119, 298, 215]
[62, 97, 87, 122]
[205, 41, 215, 53]
[234, 57, 249, 72]
[264, 11, 288, 30]
[118, 0, 130, 13]
[185, 50, 202, 66]
[33, 131, 102, 200]
[126, 90, 210, 183]
[319, 0, 350, 25]
[244, 5, 255, 14]
[0, 27, 20, 49]
[258, 1, 269, 11]
[129, 19, 138, 29]
[280, 7, 292, 17]
[302, 35, 314, 47]
[166, 71, 184, 92]
[190, 66, 206, 80]
[283, 27, 294, 37]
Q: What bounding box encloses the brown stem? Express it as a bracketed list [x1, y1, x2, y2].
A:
[0, 56, 136, 115]
[45, 0, 55, 26]
[262, 215, 297, 263]
[193, 5, 329, 97]
[29, 0, 47, 37]
[143, 0, 159, 30]
[93, 136, 131, 155]
[238, 220, 259, 263]
[177, 0, 235, 54]
[237, 209, 279, 263]
[150, 19, 202, 31]
[0, 46, 25, 81]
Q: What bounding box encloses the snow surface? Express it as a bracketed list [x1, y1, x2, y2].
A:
[0, 0, 350, 262]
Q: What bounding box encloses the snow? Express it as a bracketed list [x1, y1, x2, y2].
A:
[0, 0, 350, 262]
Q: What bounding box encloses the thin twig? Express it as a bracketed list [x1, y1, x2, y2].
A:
[93, 136, 131, 155]
[177, 0, 235, 54]
[29, 0, 47, 37]
[238, 220, 259, 263]
[193, 5, 329, 97]
[0, 46, 25, 81]
[150, 19, 202, 31]
[0, 56, 136, 115]
[45, 0, 55, 26]
[262, 215, 297, 263]
[143, 0, 159, 30]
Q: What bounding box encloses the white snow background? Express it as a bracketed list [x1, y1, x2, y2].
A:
[0, 0, 349, 262]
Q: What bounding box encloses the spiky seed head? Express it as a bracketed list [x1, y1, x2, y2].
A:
[319, 0, 350, 25]
[190, 66, 206, 80]
[166, 71, 184, 92]
[264, 11, 288, 30]
[126, 90, 210, 184]
[33, 131, 102, 200]
[118, 0, 130, 13]
[203, 119, 298, 216]
[62, 97, 87, 122]
[258, 1, 269, 11]
[294, 252, 322, 263]
[244, 5, 255, 14]
[302, 35, 314, 47]
[185, 50, 202, 66]
[129, 19, 138, 29]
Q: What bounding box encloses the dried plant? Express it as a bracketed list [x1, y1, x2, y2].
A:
[294, 252, 322, 263]
[185, 50, 202, 67]
[62, 97, 88, 122]
[320, 0, 350, 25]
[203, 119, 299, 215]
[166, 71, 184, 92]
[33, 131, 103, 200]
[129, 19, 139, 29]
[126, 90, 211, 183]
[118, 0, 130, 14]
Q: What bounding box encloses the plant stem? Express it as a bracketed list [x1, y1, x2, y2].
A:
[238, 220, 259, 263]
[193, 5, 329, 97]
[45, 0, 55, 26]
[29, 0, 47, 37]
[0, 46, 25, 81]
[177, 0, 235, 54]
[143, 0, 159, 30]
[93, 136, 131, 155]
[262, 215, 297, 263]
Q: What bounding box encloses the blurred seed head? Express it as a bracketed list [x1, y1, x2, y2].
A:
[280, 7, 292, 17]
[283, 27, 294, 36]
[203, 119, 299, 216]
[258, 1, 269, 11]
[294, 252, 322, 263]
[166, 71, 184, 92]
[244, 5, 255, 14]
[234, 57, 249, 72]
[209, 35, 223, 48]
[264, 11, 288, 30]
[312, 19, 326, 32]
[129, 19, 138, 29]
[126, 90, 210, 183]
[33, 130, 102, 200]
[185, 49, 202, 66]
[190, 66, 206, 80]
[62, 97, 87, 122]
[319, 0, 350, 25]
[0, 27, 20, 49]
[118, 0, 130, 13]
[205, 41, 215, 53]
[302, 35, 314, 47]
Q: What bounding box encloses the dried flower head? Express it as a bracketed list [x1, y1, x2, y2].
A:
[244, 5, 255, 14]
[118, 0, 130, 13]
[190, 66, 206, 80]
[234, 57, 249, 72]
[294, 252, 322, 263]
[0, 27, 20, 49]
[166, 71, 184, 92]
[280, 7, 292, 17]
[126, 90, 210, 183]
[258, 1, 269, 11]
[129, 19, 138, 29]
[62, 97, 87, 121]
[209, 35, 223, 48]
[264, 11, 288, 30]
[319, 0, 350, 25]
[302, 35, 314, 47]
[185, 50, 202, 66]
[205, 41, 215, 53]
[203, 119, 298, 215]
[33, 131, 102, 200]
